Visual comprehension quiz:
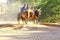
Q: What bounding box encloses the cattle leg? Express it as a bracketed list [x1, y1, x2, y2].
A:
[25, 19, 28, 24]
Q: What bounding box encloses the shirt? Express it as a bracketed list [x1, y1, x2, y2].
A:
[21, 6, 26, 12]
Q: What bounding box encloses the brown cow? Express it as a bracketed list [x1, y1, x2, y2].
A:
[17, 9, 41, 24]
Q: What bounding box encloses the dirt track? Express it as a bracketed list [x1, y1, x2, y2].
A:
[0, 24, 60, 40]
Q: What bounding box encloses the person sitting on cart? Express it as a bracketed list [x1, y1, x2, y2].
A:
[20, 4, 27, 16]
[21, 4, 27, 13]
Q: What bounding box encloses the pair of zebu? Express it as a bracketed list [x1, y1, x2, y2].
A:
[17, 9, 41, 24]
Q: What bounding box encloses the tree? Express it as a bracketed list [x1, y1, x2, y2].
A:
[35, 0, 60, 23]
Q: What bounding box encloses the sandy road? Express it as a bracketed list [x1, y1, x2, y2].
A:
[0, 24, 60, 40]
